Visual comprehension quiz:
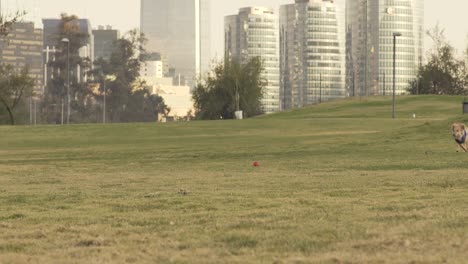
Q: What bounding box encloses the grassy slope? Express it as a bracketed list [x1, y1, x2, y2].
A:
[0, 95, 467, 263]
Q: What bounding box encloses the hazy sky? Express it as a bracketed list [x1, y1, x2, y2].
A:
[2, 0, 467, 58]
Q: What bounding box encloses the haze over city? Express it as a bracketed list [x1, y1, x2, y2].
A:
[1, 0, 467, 58]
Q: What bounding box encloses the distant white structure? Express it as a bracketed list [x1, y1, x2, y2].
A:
[154, 85, 194, 119]
[142, 77, 174, 93]
[141, 60, 164, 79]
[140, 68, 194, 120]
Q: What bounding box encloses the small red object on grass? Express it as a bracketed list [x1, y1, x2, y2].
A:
[253, 161, 260, 167]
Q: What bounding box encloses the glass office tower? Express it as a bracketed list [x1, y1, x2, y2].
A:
[347, 0, 424, 96]
[280, 0, 347, 110]
[140, 0, 211, 86]
[93, 26, 120, 61]
[225, 7, 280, 113]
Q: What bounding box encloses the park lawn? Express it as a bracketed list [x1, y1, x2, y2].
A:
[0, 95, 467, 263]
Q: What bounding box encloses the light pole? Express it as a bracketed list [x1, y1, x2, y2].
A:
[364, 0, 368, 97]
[103, 77, 107, 124]
[319, 73, 322, 103]
[103, 75, 116, 124]
[383, 72, 386, 96]
[352, 69, 355, 97]
[392, 32, 402, 119]
[62, 38, 70, 125]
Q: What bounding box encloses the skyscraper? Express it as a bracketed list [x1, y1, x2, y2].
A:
[93, 25, 120, 61]
[225, 7, 280, 114]
[0, 22, 43, 95]
[347, 0, 424, 96]
[140, 0, 210, 87]
[42, 18, 94, 83]
[280, 0, 347, 110]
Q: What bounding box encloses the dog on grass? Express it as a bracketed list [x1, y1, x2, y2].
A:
[451, 122, 468, 152]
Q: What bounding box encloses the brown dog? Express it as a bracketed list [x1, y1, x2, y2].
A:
[452, 122, 468, 152]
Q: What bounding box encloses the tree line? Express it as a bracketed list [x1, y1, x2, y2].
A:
[6, 14, 465, 125]
[1, 12, 269, 124]
[1, 13, 169, 125]
[0, 12, 33, 125]
[193, 57, 266, 120]
[408, 25, 468, 95]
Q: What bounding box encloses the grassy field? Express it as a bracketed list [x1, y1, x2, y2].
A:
[0, 95, 467, 263]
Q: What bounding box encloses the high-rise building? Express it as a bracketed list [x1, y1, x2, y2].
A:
[140, 0, 211, 87]
[280, 0, 347, 110]
[225, 7, 280, 114]
[42, 18, 94, 83]
[0, 22, 43, 95]
[93, 25, 120, 61]
[347, 0, 424, 96]
[43, 18, 94, 58]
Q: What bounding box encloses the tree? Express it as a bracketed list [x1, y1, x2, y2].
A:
[0, 65, 34, 125]
[465, 35, 468, 66]
[146, 93, 169, 121]
[41, 14, 94, 124]
[408, 25, 468, 95]
[0, 11, 25, 36]
[92, 30, 169, 123]
[193, 57, 265, 120]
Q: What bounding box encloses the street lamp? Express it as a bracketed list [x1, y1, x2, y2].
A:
[319, 73, 322, 104]
[61, 38, 70, 124]
[103, 75, 116, 124]
[392, 32, 402, 119]
[103, 76, 107, 124]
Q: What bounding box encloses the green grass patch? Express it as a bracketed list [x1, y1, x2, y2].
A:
[0, 95, 467, 263]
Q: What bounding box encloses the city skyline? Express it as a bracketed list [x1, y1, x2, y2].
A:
[280, 0, 347, 109]
[347, 0, 425, 96]
[0, 0, 466, 61]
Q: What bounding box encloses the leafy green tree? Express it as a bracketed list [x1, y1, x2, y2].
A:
[408, 26, 468, 95]
[1, 11, 29, 125]
[0, 65, 34, 125]
[92, 30, 169, 123]
[146, 93, 169, 121]
[41, 14, 94, 124]
[193, 57, 265, 120]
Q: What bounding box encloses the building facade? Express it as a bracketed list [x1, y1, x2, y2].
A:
[42, 18, 94, 84]
[225, 7, 280, 113]
[280, 0, 347, 110]
[347, 0, 424, 96]
[0, 22, 43, 95]
[141, 60, 164, 79]
[92, 25, 120, 60]
[152, 84, 194, 121]
[140, 0, 210, 87]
